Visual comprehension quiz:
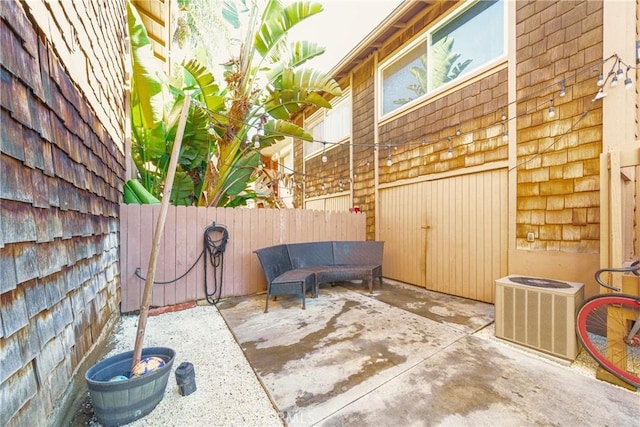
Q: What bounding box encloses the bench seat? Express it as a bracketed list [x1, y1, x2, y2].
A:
[254, 241, 384, 312]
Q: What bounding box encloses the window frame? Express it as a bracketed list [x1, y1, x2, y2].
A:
[303, 90, 352, 160]
[377, 0, 507, 119]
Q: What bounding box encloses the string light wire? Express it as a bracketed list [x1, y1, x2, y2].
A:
[187, 53, 635, 194]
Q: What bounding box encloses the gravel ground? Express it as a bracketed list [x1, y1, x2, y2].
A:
[89, 304, 283, 427]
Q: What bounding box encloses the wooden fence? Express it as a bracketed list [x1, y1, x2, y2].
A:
[119, 205, 366, 312]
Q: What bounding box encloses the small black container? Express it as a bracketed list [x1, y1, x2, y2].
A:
[175, 361, 196, 396]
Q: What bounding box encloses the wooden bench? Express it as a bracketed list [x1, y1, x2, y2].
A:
[254, 241, 384, 312]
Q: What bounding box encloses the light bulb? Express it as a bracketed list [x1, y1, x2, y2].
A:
[624, 76, 633, 90]
[386, 156, 392, 167]
[610, 75, 618, 87]
[254, 139, 260, 149]
[208, 124, 216, 135]
[593, 89, 607, 101]
[447, 147, 453, 159]
[596, 74, 604, 87]
[502, 131, 509, 142]
[559, 86, 566, 97]
[321, 153, 328, 163]
[548, 106, 555, 118]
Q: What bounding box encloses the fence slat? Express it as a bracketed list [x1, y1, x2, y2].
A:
[119, 206, 367, 311]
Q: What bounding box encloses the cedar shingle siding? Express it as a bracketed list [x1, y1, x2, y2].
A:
[515, 0, 602, 253]
[293, 0, 635, 298]
[0, 1, 125, 425]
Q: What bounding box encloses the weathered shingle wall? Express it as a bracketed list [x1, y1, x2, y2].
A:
[0, 1, 125, 425]
[515, 0, 603, 252]
[351, 58, 377, 240]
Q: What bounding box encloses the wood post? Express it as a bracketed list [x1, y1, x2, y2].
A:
[131, 94, 191, 369]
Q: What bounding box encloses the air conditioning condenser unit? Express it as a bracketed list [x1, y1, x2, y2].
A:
[495, 275, 585, 361]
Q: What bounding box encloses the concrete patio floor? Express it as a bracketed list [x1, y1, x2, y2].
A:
[217, 279, 639, 426]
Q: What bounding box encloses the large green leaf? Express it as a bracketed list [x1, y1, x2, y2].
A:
[127, 1, 164, 127]
[170, 171, 196, 205]
[274, 68, 341, 95]
[263, 89, 331, 119]
[259, 119, 313, 147]
[182, 59, 225, 112]
[254, 1, 323, 59]
[264, 41, 326, 82]
[217, 150, 261, 206]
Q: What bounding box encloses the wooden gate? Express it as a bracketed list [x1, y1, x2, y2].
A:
[379, 168, 508, 303]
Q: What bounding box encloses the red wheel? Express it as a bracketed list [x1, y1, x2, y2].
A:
[576, 294, 640, 388]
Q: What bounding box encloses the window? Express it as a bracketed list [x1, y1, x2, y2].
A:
[380, 0, 505, 117]
[303, 92, 351, 158]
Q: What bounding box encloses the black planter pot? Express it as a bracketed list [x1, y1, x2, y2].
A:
[85, 347, 175, 427]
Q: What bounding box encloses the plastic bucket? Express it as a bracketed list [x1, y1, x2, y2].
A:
[85, 347, 175, 427]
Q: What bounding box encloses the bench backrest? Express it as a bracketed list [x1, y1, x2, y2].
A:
[332, 241, 384, 265]
[288, 242, 334, 268]
[254, 245, 292, 283]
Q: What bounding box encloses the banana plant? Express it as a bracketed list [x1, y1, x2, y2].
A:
[129, 1, 211, 205]
[197, 0, 342, 207]
[128, 0, 341, 207]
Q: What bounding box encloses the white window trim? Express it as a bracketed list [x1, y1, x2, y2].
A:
[377, 0, 507, 120]
[303, 90, 352, 161]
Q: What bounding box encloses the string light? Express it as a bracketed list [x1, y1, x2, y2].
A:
[593, 88, 607, 101]
[548, 99, 555, 118]
[190, 53, 635, 196]
[208, 123, 216, 135]
[615, 61, 624, 77]
[321, 143, 327, 163]
[624, 67, 632, 90]
[610, 73, 618, 87]
[447, 137, 453, 159]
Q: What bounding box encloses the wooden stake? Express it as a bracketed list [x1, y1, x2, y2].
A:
[131, 94, 191, 369]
